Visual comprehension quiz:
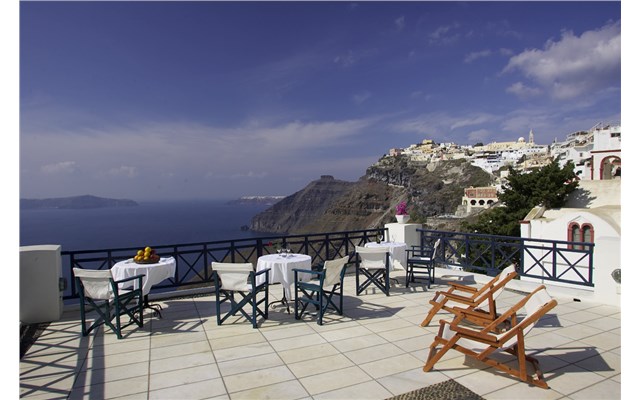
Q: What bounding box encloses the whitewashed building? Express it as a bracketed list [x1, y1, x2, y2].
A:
[552, 122, 621, 180]
[519, 179, 621, 306]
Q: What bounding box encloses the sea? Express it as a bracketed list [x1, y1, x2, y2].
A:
[20, 200, 273, 252]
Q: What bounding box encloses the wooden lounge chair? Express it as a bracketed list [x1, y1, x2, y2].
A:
[421, 264, 517, 328]
[423, 285, 557, 389]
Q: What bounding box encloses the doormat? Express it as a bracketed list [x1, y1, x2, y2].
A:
[386, 379, 485, 400]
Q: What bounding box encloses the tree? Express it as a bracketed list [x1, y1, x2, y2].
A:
[463, 160, 578, 237]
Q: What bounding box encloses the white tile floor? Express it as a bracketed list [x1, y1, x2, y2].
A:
[20, 269, 621, 399]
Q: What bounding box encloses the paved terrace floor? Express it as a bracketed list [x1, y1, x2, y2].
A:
[20, 269, 621, 400]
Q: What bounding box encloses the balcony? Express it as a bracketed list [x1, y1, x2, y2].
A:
[20, 266, 620, 399]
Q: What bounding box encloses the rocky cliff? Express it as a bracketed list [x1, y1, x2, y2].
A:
[250, 176, 356, 233]
[250, 157, 494, 234]
[366, 156, 493, 220]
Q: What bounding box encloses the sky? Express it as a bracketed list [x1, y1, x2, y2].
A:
[18, 1, 622, 201]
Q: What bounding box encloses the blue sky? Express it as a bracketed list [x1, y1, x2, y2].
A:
[18, 1, 622, 201]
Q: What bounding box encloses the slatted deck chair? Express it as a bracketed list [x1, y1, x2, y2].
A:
[293, 255, 350, 325]
[211, 262, 270, 328]
[405, 238, 441, 288]
[423, 285, 557, 389]
[355, 246, 391, 296]
[421, 264, 517, 328]
[73, 268, 145, 339]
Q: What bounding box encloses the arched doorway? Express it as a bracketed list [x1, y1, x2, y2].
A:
[601, 156, 621, 180]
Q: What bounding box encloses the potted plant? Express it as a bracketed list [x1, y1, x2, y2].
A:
[395, 201, 410, 223]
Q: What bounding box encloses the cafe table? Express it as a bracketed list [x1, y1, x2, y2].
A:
[364, 241, 408, 271]
[256, 253, 312, 313]
[111, 256, 176, 318]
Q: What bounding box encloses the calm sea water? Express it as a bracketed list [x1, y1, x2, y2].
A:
[20, 200, 272, 252]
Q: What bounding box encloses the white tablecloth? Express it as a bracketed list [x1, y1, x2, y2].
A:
[256, 253, 312, 300]
[365, 242, 408, 271]
[111, 257, 176, 296]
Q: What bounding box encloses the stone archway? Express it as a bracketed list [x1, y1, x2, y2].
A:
[601, 156, 621, 180]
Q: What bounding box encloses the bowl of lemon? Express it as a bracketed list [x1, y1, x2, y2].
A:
[133, 247, 161, 264]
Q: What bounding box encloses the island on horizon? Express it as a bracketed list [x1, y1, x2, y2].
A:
[226, 196, 285, 206]
[21, 195, 139, 210]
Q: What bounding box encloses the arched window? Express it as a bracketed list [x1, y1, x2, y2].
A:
[581, 224, 594, 249]
[568, 223, 580, 249]
[568, 222, 594, 250]
[470, 200, 476, 206]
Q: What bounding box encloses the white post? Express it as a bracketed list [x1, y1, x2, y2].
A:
[385, 223, 421, 247]
[20, 245, 64, 324]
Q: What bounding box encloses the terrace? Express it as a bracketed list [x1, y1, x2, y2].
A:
[19, 229, 622, 399]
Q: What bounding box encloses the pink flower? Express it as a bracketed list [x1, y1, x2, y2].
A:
[396, 201, 408, 215]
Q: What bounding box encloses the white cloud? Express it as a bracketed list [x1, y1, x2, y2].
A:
[334, 50, 357, 67]
[393, 111, 498, 137]
[450, 113, 497, 130]
[352, 91, 372, 105]
[410, 91, 432, 101]
[467, 129, 492, 143]
[464, 49, 492, 63]
[395, 16, 405, 31]
[499, 48, 513, 57]
[41, 161, 76, 174]
[230, 171, 268, 179]
[428, 22, 461, 45]
[105, 166, 138, 178]
[333, 48, 378, 68]
[506, 82, 543, 99]
[503, 21, 620, 100]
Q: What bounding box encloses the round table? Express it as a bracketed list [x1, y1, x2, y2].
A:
[111, 257, 176, 317]
[365, 241, 408, 271]
[256, 253, 312, 301]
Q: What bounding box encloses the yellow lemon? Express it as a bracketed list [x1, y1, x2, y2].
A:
[145, 246, 152, 253]
[137, 250, 144, 256]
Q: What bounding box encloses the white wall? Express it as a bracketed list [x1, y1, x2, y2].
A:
[522, 210, 620, 306]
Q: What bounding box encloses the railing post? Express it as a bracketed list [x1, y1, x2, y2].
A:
[589, 244, 593, 285]
[552, 242, 557, 280]
[257, 238, 264, 258]
[304, 236, 309, 257]
[490, 236, 495, 272]
[173, 246, 179, 282]
[203, 244, 209, 280]
[69, 253, 76, 297]
[344, 232, 350, 258]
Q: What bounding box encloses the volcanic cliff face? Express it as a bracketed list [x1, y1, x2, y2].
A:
[250, 157, 494, 234]
[249, 176, 356, 234]
[366, 156, 494, 220]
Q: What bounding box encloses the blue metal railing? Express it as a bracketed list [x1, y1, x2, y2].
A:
[63, 226, 596, 301]
[62, 228, 387, 300]
[417, 228, 595, 287]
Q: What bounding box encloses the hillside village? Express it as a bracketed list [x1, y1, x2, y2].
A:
[383, 121, 621, 216]
[251, 121, 621, 240]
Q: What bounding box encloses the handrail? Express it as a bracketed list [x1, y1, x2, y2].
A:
[61, 227, 388, 300]
[417, 228, 595, 287]
[62, 225, 596, 301]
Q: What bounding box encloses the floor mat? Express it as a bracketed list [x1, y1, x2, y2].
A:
[386, 379, 485, 400]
